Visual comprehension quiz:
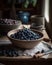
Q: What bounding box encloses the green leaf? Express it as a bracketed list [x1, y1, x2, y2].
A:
[32, 0, 37, 7]
[23, 0, 29, 8]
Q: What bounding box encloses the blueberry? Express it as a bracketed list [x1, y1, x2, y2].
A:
[30, 37, 34, 40]
[35, 36, 39, 39]
[5, 49, 12, 57]
[11, 34, 16, 39]
[3, 50, 7, 56]
[20, 37, 24, 40]
[14, 33, 19, 39]
[13, 50, 19, 56]
[11, 50, 15, 57]
[10, 34, 14, 38]
[0, 50, 4, 56]
[41, 49, 44, 53]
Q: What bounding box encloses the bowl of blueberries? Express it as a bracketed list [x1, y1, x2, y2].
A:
[7, 28, 44, 49]
[0, 19, 22, 35]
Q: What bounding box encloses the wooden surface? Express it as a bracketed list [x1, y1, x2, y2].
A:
[0, 58, 52, 65]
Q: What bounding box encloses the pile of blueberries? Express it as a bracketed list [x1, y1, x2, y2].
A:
[0, 19, 18, 25]
[0, 48, 44, 57]
[10, 28, 42, 40]
[0, 49, 19, 57]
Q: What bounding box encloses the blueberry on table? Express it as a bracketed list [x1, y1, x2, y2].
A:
[36, 51, 40, 54]
[6, 50, 13, 57]
[0, 50, 4, 56]
[13, 50, 19, 56]
[3, 50, 7, 56]
[11, 50, 15, 57]
[41, 49, 44, 53]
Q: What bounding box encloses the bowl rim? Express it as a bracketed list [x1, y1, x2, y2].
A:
[7, 29, 44, 42]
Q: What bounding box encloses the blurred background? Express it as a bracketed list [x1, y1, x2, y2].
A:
[0, 0, 52, 40]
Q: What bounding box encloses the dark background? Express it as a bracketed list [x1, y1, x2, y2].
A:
[0, 0, 52, 40]
[0, 0, 44, 18]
